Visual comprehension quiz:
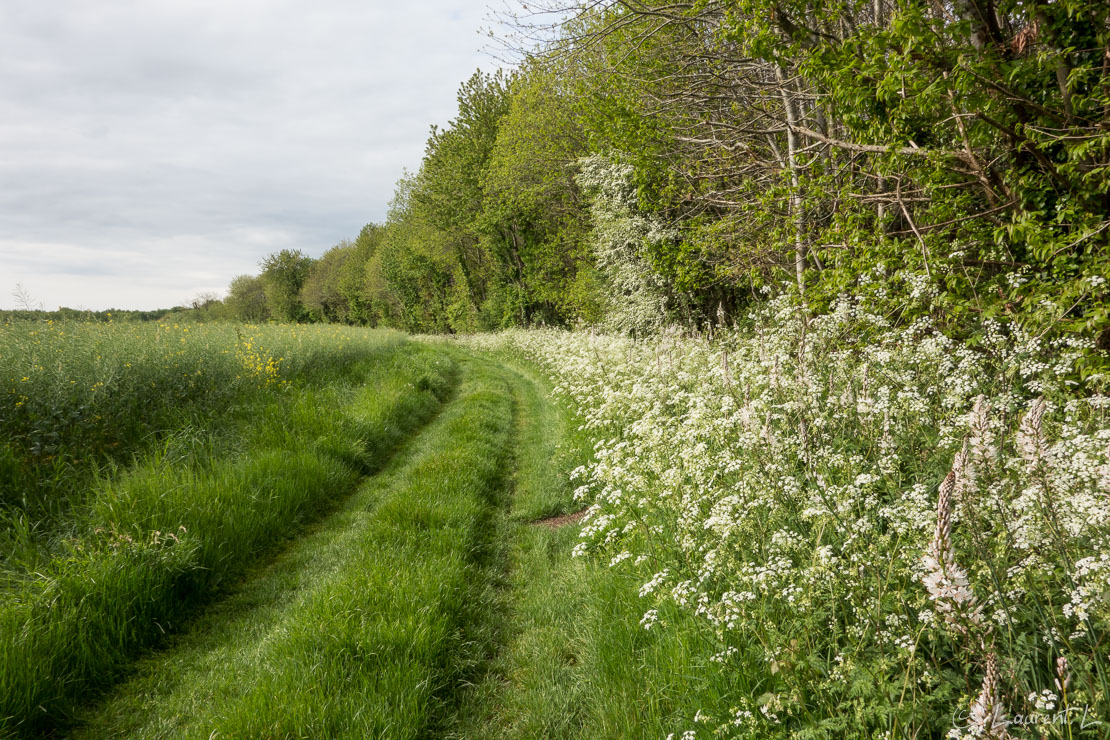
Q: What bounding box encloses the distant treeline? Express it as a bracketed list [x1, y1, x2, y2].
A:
[0, 308, 181, 323]
[91, 2, 1110, 355]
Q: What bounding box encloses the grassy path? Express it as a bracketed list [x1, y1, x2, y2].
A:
[1, 343, 455, 736]
[70, 354, 520, 738]
[63, 348, 706, 739]
[449, 356, 720, 740]
[444, 358, 590, 738]
[2, 332, 742, 739]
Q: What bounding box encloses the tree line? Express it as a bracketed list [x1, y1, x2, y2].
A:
[214, 0, 1108, 356]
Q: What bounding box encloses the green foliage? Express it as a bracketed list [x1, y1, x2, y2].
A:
[338, 224, 386, 324]
[480, 65, 599, 325]
[0, 308, 177, 323]
[226, 63, 605, 334]
[355, 67, 605, 333]
[0, 334, 454, 735]
[416, 71, 511, 312]
[375, 184, 458, 333]
[215, 1, 1110, 356]
[225, 274, 269, 322]
[260, 249, 314, 322]
[300, 241, 356, 323]
[780, 0, 1110, 348]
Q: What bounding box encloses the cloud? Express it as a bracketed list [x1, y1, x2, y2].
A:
[0, 1, 503, 310]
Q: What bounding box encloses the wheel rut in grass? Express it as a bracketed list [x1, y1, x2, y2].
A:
[70, 354, 519, 739]
[444, 354, 593, 739]
[65, 380, 460, 739]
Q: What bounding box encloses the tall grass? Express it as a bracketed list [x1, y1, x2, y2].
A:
[0, 319, 407, 526]
[447, 350, 743, 740]
[196, 360, 513, 738]
[0, 327, 454, 736]
[72, 357, 515, 739]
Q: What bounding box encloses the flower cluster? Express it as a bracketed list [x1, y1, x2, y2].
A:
[235, 331, 288, 388]
[462, 294, 1110, 736]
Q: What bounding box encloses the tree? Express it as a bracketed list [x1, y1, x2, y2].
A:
[338, 224, 386, 324]
[225, 275, 269, 322]
[259, 250, 314, 322]
[482, 60, 602, 325]
[301, 242, 353, 322]
[11, 284, 44, 311]
[414, 70, 512, 321]
[372, 176, 459, 333]
[372, 64, 605, 331]
[502, 0, 1110, 346]
[576, 154, 674, 333]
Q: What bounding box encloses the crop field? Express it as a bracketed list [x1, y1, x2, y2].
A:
[2, 308, 1109, 739]
[0, 318, 683, 739]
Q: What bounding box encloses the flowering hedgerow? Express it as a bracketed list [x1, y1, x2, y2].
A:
[460, 294, 1110, 737]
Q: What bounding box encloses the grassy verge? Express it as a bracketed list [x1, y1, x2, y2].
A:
[448, 350, 749, 740]
[0, 342, 454, 737]
[463, 533, 746, 739]
[71, 357, 515, 739]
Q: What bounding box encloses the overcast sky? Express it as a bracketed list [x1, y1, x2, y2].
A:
[0, 1, 504, 310]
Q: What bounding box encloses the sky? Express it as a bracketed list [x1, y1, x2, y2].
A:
[0, 1, 504, 310]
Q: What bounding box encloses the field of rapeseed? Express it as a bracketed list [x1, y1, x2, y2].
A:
[0, 319, 400, 523]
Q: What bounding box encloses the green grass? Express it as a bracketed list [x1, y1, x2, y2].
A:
[463, 545, 726, 739]
[72, 356, 515, 738]
[0, 321, 407, 530]
[500, 363, 581, 523]
[3, 329, 759, 739]
[447, 352, 753, 740]
[0, 340, 455, 736]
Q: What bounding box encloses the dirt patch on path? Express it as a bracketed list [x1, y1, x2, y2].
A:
[530, 508, 589, 529]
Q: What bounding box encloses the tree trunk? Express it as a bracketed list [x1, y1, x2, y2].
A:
[777, 67, 807, 299]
